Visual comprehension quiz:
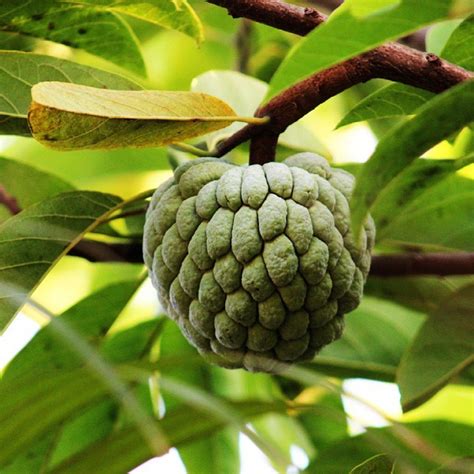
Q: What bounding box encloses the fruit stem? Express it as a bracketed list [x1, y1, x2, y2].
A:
[249, 131, 279, 165]
[171, 142, 216, 157]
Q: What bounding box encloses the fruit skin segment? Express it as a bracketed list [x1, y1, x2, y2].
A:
[143, 153, 375, 373]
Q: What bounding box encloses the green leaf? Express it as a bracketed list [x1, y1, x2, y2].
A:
[365, 275, 474, 314]
[0, 435, 56, 474]
[191, 70, 330, 157]
[0, 157, 73, 224]
[0, 190, 126, 331]
[101, 318, 165, 363]
[350, 454, 394, 473]
[0, 368, 116, 466]
[397, 284, 474, 411]
[338, 15, 473, 129]
[2, 279, 143, 382]
[0, 51, 140, 136]
[337, 84, 434, 128]
[426, 19, 463, 56]
[377, 173, 474, 251]
[439, 14, 474, 69]
[50, 400, 286, 474]
[312, 420, 474, 473]
[1, 319, 164, 471]
[159, 323, 241, 474]
[0, 1, 145, 76]
[178, 430, 240, 474]
[298, 390, 348, 454]
[350, 80, 474, 237]
[68, 0, 204, 43]
[310, 297, 424, 381]
[29, 82, 240, 150]
[267, 0, 457, 100]
[369, 158, 462, 240]
[47, 400, 118, 469]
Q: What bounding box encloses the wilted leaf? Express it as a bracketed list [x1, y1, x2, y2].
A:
[0, 1, 145, 76]
[29, 82, 239, 150]
[68, 0, 204, 43]
[268, 0, 456, 100]
[350, 80, 474, 237]
[0, 190, 125, 331]
[350, 453, 394, 473]
[397, 284, 474, 411]
[0, 51, 140, 136]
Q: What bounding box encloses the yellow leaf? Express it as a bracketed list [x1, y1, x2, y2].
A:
[28, 82, 239, 150]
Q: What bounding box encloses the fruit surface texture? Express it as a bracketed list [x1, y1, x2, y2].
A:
[144, 153, 375, 372]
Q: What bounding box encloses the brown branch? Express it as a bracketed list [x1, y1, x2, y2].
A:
[249, 131, 279, 164]
[208, 0, 473, 158]
[66, 240, 474, 277]
[2, 187, 472, 276]
[68, 240, 144, 263]
[210, 0, 326, 36]
[370, 252, 474, 276]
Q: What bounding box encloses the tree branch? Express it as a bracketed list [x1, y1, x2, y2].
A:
[209, 0, 472, 158]
[210, 0, 327, 36]
[66, 240, 474, 277]
[68, 240, 144, 263]
[370, 252, 474, 276]
[2, 190, 472, 276]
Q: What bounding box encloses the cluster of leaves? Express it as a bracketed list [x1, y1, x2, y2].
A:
[0, 1, 473, 473]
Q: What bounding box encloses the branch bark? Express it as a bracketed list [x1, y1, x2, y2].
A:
[66, 239, 474, 277]
[208, 0, 473, 158]
[370, 252, 474, 276]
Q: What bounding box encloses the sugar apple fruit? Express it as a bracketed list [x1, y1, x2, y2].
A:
[143, 153, 375, 372]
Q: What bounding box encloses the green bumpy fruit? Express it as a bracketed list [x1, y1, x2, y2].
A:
[143, 153, 375, 373]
